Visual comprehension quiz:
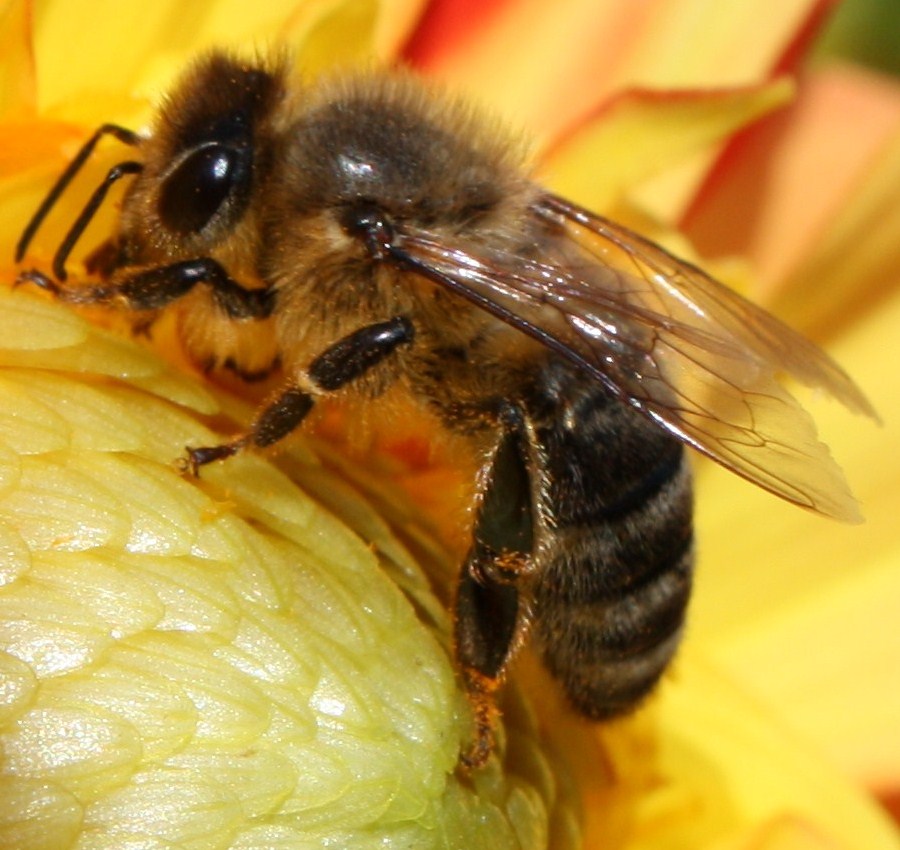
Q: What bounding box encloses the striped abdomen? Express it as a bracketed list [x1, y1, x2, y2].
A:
[527, 365, 694, 719]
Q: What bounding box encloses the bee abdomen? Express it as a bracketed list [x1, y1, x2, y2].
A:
[529, 377, 694, 719]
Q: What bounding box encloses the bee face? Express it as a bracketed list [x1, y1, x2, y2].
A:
[110, 56, 283, 272]
[15, 50, 874, 768]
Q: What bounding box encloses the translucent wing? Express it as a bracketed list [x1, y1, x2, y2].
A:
[392, 192, 875, 522]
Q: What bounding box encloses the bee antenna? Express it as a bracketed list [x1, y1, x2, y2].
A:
[51, 160, 143, 281]
[15, 123, 141, 265]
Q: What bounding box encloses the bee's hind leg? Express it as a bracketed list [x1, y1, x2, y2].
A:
[454, 404, 537, 769]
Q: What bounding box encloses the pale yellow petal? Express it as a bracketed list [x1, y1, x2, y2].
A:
[0, 286, 574, 848]
[709, 551, 900, 792]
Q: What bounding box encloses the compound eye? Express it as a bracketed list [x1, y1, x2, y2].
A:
[158, 144, 248, 235]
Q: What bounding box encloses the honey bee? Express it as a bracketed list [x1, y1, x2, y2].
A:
[16, 52, 875, 767]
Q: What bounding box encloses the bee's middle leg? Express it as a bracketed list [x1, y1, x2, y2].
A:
[184, 316, 415, 473]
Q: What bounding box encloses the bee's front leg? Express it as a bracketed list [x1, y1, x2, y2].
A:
[183, 316, 415, 473]
[17, 257, 274, 319]
[455, 405, 537, 768]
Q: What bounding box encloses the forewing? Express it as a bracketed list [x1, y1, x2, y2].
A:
[393, 193, 872, 522]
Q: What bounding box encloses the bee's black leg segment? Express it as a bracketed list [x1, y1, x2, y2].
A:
[184, 437, 250, 475]
[14, 268, 63, 297]
[251, 388, 315, 448]
[456, 551, 523, 769]
[183, 386, 313, 475]
[18, 257, 274, 318]
[307, 316, 415, 390]
[114, 259, 275, 318]
[184, 317, 415, 473]
[52, 160, 143, 281]
[16, 123, 140, 264]
[455, 406, 536, 767]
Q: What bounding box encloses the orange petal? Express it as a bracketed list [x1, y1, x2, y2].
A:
[683, 63, 900, 336]
[361, 0, 431, 60]
[0, 118, 89, 264]
[405, 0, 827, 146]
[0, 0, 35, 120]
[617, 0, 837, 88]
[402, 0, 517, 67]
[0, 118, 84, 180]
[538, 80, 793, 213]
[407, 0, 662, 140]
[280, 0, 428, 74]
[771, 108, 900, 339]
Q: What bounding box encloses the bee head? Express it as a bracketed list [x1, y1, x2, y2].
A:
[117, 52, 285, 262]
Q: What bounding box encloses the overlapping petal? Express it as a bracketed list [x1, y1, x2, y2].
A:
[0, 288, 573, 848]
[538, 80, 794, 215]
[684, 63, 900, 337]
[591, 651, 900, 849]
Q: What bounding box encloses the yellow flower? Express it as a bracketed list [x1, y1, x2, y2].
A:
[413, 0, 900, 820]
[1, 1, 898, 848]
[677, 7, 900, 806]
[0, 287, 575, 848]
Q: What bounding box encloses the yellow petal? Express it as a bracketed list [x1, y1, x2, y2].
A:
[608, 651, 900, 849]
[33, 0, 184, 121]
[693, 285, 900, 788]
[33, 0, 298, 119]
[28, 0, 427, 126]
